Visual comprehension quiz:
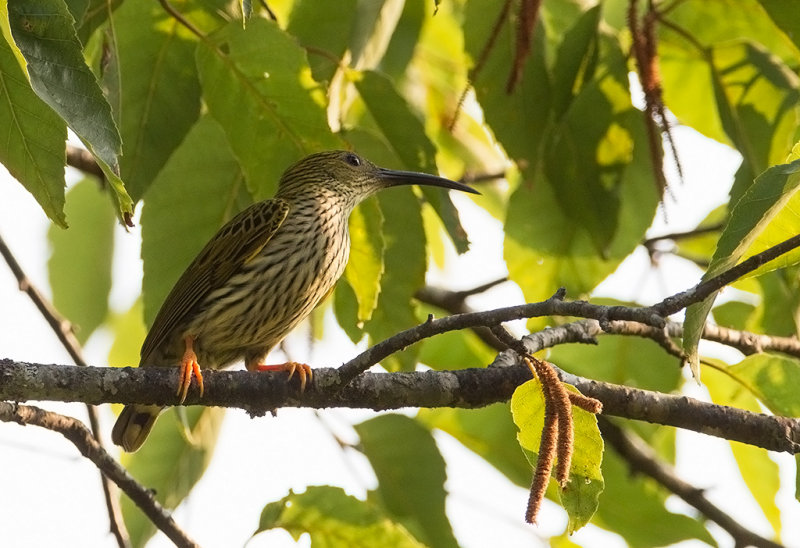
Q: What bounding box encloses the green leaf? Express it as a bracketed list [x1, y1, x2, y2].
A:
[550, 4, 601, 118]
[660, 33, 799, 195]
[511, 379, 604, 533]
[705, 364, 782, 539]
[683, 159, 800, 378]
[104, 0, 202, 201]
[47, 179, 114, 344]
[418, 404, 532, 488]
[255, 486, 425, 548]
[196, 19, 340, 200]
[7, 0, 122, 171]
[73, 0, 123, 45]
[354, 69, 470, 253]
[725, 353, 800, 416]
[759, 0, 800, 53]
[333, 277, 366, 344]
[345, 198, 385, 323]
[380, 0, 425, 79]
[0, 22, 67, 227]
[120, 406, 224, 547]
[355, 415, 458, 548]
[141, 115, 247, 327]
[463, 0, 551, 177]
[287, 0, 358, 84]
[502, 31, 657, 301]
[345, 130, 426, 371]
[108, 299, 147, 368]
[417, 311, 495, 370]
[549, 328, 682, 393]
[594, 448, 716, 547]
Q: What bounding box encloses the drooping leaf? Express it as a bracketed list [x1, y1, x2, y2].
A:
[0, 23, 67, 227]
[7, 0, 122, 172]
[345, 198, 385, 323]
[683, 158, 800, 378]
[48, 179, 115, 344]
[141, 115, 247, 327]
[196, 18, 340, 200]
[120, 406, 225, 547]
[356, 415, 458, 548]
[355, 69, 470, 253]
[104, 0, 202, 201]
[255, 486, 425, 547]
[345, 129, 426, 371]
[511, 380, 604, 533]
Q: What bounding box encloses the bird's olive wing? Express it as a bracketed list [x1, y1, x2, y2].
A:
[140, 199, 291, 363]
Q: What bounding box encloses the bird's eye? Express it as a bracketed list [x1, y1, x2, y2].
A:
[344, 153, 361, 167]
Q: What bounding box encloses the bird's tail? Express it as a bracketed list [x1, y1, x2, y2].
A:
[111, 404, 162, 452]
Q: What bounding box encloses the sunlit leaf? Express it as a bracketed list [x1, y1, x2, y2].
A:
[255, 486, 425, 547]
[511, 379, 604, 533]
[345, 198, 385, 323]
[0, 24, 66, 227]
[345, 130, 426, 371]
[287, 0, 358, 84]
[683, 158, 800, 378]
[196, 19, 340, 200]
[355, 69, 470, 253]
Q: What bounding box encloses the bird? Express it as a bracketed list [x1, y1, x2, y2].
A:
[111, 150, 479, 451]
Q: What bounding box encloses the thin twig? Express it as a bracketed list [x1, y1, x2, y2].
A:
[655, 232, 800, 316]
[0, 403, 198, 548]
[0, 233, 130, 547]
[66, 144, 105, 181]
[599, 418, 783, 548]
[157, 0, 205, 41]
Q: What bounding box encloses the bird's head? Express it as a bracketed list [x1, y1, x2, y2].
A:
[276, 150, 479, 205]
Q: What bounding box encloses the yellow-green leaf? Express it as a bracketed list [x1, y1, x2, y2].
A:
[48, 179, 114, 344]
[511, 379, 604, 533]
[345, 198, 385, 323]
[256, 486, 425, 548]
[683, 158, 800, 379]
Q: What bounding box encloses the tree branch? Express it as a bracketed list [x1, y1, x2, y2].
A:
[0, 402, 198, 548]
[0, 233, 129, 547]
[655, 233, 800, 316]
[2, 360, 799, 454]
[599, 418, 782, 548]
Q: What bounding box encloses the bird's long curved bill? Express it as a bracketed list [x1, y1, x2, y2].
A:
[378, 168, 480, 195]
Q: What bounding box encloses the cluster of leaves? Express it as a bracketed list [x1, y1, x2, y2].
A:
[2, 0, 800, 546]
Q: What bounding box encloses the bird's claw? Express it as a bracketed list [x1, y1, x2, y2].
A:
[256, 362, 312, 392]
[178, 335, 204, 404]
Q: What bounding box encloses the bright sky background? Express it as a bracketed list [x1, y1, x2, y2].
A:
[1, 124, 799, 548]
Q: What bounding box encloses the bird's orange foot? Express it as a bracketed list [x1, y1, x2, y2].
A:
[256, 362, 312, 392]
[178, 335, 204, 404]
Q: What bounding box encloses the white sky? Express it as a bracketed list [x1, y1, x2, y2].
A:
[1, 125, 799, 548]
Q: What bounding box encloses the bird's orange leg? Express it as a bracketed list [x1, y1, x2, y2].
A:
[255, 362, 313, 392]
[178, 335, 204, 403]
